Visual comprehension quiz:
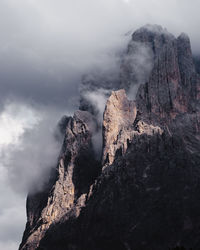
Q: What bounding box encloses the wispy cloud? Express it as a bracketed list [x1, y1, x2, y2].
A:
[1, 0, 200, 249]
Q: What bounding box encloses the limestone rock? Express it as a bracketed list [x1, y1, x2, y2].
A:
[136, 30, 200, 125]
[19, 25, 200, 250]
[120, 24, 175, 92]
[102, 89, 137, 165]
[102, 89, 162, 167]
[19, 111, 100, 250]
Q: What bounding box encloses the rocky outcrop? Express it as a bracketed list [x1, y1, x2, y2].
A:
[19, 111, 100, 250]
[19, 25, 200, 250]
[102, 89, 137, 165]
[120, 24, 175, 92]
[136, 29, 200, 125]
[102, 89, 162, 167]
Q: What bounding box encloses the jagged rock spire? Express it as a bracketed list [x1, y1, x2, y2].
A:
[19, 25, 200, 250]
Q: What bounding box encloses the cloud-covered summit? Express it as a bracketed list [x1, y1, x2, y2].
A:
[0, 1, 200, 249]
[0, 0, 200, 111]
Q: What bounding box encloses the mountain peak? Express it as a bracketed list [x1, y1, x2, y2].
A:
[132, 24, 175, 39]
[19, 26, 200, 250]
[178, 32, 190, 41]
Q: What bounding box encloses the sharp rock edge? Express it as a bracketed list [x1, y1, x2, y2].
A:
[19, 25, 200, 250]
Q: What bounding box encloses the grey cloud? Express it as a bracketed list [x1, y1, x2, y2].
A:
[121, 40, 154, 99]
[0, 0, 200, 110]
[2, 105, 66, 193]
[82, 88, 112, 158]
[0, 1, 200, 249]
[0, 163, 26, 250]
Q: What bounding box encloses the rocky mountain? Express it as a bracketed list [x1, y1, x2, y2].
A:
[19, 25, 200, 250]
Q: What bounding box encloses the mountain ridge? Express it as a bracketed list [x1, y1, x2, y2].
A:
[19, 25, 200, 250]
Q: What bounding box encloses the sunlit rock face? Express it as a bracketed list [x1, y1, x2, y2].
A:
[20, 25, 200, 250]
[102, 89, 162, 167]
[19, 111, 101, 250]
[102, 89, 137, 166]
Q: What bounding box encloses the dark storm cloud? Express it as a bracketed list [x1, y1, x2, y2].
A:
[0, 0, 127, 111]
[0, 0, 200, 110]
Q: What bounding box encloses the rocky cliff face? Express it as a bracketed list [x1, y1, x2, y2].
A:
[19, 111, 100, 250]
[102, 89, 162, 167]
[19, 25, 200, 250]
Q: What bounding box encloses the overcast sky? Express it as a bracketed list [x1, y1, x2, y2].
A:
[0, 0, 200, 249]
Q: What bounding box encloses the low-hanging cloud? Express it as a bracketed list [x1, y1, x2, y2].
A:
[0, 101, 68, 249]
[0, 0, 200, 110]
[1, 0, 200, 249]
[0, 102, 67, 193]
[82, 88, 112, 158]
[121, 40, 154, 99]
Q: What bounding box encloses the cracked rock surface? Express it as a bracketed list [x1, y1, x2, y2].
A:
[19, 25, 200, 250]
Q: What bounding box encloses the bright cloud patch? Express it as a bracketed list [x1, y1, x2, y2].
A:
[0, 103, 40, 249]
[0, 103, 40, 146]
